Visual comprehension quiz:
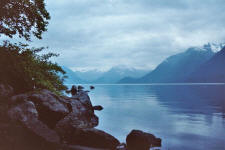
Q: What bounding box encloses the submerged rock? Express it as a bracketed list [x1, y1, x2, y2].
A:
[126, 130, 161, 150]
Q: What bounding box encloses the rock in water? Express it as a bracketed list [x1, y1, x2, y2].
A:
[65, 128, 120, 149]
[78, 85, 85, 92]
[2, 88, 120, 150]
[90, 86, 95, 90]
[126, 130, 161, 150]
[55, 95, 99, 136]
[77, 91, 94, 111]
[93, 105, 103, 111]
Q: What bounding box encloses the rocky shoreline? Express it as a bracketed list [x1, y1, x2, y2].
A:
[0, 84, 161, 150]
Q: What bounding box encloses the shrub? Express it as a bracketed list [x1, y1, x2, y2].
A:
[0, 41, 67, 95]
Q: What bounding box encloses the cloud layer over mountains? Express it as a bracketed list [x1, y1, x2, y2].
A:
[32, 0, 225, 71]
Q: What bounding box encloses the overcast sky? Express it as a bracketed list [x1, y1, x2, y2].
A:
[33, 0, 225, 71]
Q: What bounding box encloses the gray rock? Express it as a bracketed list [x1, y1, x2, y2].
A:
[11, 89, 70, 128]
[28, 89, 70, 128]
[77, 91, 94, 112]
[126, 130, 161, 150]
[4, 89, 119, 150]
[55, 97, 99, 140]
[55, 91, 99, 134]
[90, 86, 95, 90]
[30, 89, 69, 114]
[59, 128, 120, 150]
[93, 105, 103, 111]
[8, 101, 60, 144]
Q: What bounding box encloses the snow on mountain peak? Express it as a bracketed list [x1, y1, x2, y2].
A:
[210, 43, 225, 52]
[202, 43, 225, 52]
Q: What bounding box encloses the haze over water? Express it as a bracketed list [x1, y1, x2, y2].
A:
[83, 84, 225, 150]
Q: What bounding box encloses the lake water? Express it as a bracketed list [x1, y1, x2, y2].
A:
[82, 84, 225, 150]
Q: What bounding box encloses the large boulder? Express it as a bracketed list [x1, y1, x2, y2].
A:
[6, 101, 60, 150]
[8, 101, 60, 143]
[126, 130, 161, 150]
[55, 108, 99, 132]
[3, 89, 119, 150]
[58, 128, 120, 150]
[28, 89, 70, 128]
[73, 91, 94, 112]
[55, 97, 99, 141]
[10, 89, 70, 128]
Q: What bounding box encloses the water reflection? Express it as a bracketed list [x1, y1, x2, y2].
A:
[151, 85, 225, 117]
[86, 84, 225, 150]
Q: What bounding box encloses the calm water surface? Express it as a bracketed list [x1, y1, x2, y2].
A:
[83, 84, 225, 150]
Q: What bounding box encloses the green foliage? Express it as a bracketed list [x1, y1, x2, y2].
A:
[0, 0, 69, 95]
[0, 41, 67, 95]
[0, 0, 50, 41]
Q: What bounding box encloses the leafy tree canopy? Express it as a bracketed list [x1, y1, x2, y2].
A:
[0, 0, 68, 95]
[0, 0, 50, 41]
[0, 41, 67, 94]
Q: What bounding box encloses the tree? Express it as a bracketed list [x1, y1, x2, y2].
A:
[0, 0, 50, 41]
[0, 0, 67, 94]
[0, 42, 67, 94]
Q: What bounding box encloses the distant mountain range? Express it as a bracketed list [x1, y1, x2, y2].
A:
[119, 43, 225, 83]
[93, 66, 149, 84]
[75, 70, 104, 82]
[62, 66, 149, 84]
[63, 43, 225, 84]
[62, 66, 85, 84]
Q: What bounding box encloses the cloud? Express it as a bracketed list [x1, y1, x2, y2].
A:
[31, 0, 225, 71]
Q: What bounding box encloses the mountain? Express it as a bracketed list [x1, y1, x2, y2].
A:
[93, 66, 149, 83]
[210, 43, 225, 52]
[62, 66, 86, 84]
[122, 44, 216, 83]
[74, 70, 104, 82]
[62, 66, 149, 84]
[187, 46, 225, 83]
